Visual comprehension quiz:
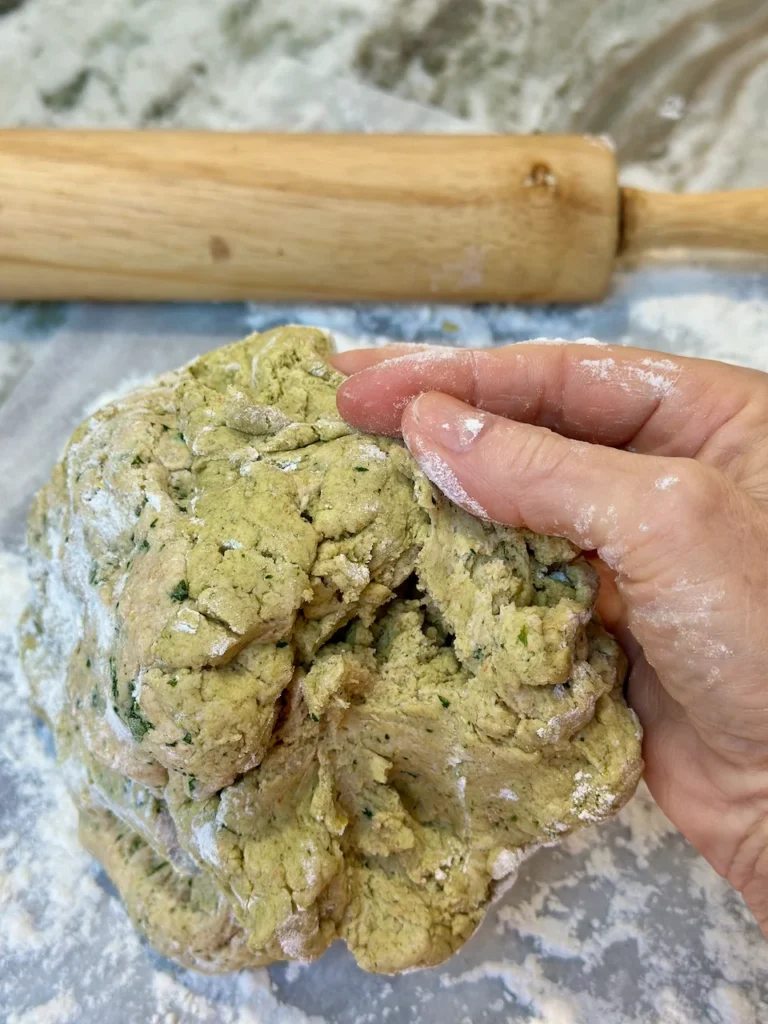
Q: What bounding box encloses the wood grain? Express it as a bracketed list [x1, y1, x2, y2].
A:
[620, 187, 768, 256]
[0, 130, 619, 303]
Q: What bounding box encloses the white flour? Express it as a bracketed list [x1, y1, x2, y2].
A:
[7, 992, 79, 1024]
[626, 291, 768, 369]
[405, 427, 490, 520]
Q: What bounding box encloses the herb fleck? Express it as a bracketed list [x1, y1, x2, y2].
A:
[363, 807, 374, 818]
[518, 624, 528, 646]
[169, 579, 189, 602]
[85, 657, 91, 669]
[131, 454, 144, 467]
[438, 695, 450, 708]
[183, 732, 193, 744]
[276, 640, 288, 648]
[168, 677, 178, 688]
[126, 703, 153, 740]
[309, 713, 319, 722]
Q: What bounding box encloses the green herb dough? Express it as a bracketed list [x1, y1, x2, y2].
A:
[22, 326, 642, 974]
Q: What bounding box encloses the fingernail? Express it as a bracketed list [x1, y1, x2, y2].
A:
[410, 393, 490, 453]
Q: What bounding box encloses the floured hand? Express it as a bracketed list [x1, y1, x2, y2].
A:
[334, 340, 768, 937]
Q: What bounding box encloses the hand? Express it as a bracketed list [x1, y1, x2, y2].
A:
[332, 340, 768, 936]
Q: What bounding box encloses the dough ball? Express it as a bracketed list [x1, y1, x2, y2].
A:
[22, 326, 642, 974]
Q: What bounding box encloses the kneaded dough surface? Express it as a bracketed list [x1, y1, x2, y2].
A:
[22, 326, 642, 974]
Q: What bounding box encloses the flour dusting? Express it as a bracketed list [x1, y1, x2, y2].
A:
[7, 991, 78, 1024]
[655, 475, 679, 491]
[579, 356, 679, 398]
[455, 415, 486, 447]
[405, 430, 488, 520]
[515, 338, 607, 347]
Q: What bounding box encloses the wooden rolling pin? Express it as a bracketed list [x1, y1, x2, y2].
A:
[0, 130, 765, 303]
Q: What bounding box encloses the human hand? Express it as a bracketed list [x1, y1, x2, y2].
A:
[332, 340, 768, 936]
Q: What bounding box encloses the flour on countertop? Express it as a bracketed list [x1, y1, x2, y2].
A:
[81, 374, 156, 417]
[627, 291, 768, 370]
[6, 991, 79, 1024]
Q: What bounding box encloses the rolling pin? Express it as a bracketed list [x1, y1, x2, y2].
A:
[0, 129, 766, 303]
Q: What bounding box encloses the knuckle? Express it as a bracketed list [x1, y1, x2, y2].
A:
[465, 349, 482, 408]
[725, 813, 768, 908]
[666, 461, 724, 524]
[500, 424, 570, 481]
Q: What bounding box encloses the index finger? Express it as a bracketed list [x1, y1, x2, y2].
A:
[333, 342, 768, 459]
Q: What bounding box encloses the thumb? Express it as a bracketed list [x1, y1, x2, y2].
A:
[404, 392, 767, 752]
[404, 391, 699, 567]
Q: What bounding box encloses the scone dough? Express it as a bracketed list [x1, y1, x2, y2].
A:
[22, 326, 642, 973]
